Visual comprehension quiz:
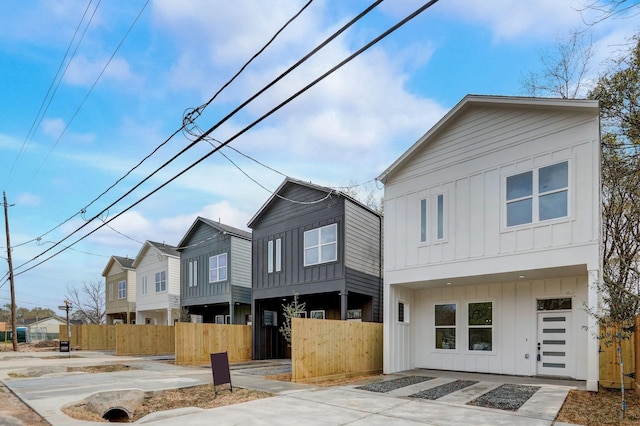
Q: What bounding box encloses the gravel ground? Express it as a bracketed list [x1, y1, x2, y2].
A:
[240, 365, 292, 376]
[409, 380, 478, 400]
[356, 376, 434, 393]
[467, 384, 540, 411]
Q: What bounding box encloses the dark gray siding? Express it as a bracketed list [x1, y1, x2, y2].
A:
[251, 183, 347, 294]
[180, 221, 251, 308]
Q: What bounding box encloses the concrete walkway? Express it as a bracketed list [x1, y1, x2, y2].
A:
[0, 351, 583, 425]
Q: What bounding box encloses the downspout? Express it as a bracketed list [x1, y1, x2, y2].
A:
[378, 211, 383, 323]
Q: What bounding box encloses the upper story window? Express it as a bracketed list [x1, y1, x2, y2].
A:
[506, 161, 569, 227]
[420, 199, 428, 243]
[268, 238, 283, 274]
[188, 259, 198, 287]
[155, 271, 167, 293]
[420, 194, 446, 243]
[141, 275, 148, 295]
[209, 252, 228, 282]
[118, 280, 126, 299]
[109, 283, 114, 301]
[304, 224, 337, 266]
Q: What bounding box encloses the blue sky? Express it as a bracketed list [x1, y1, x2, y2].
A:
[0, 0, 637, 314]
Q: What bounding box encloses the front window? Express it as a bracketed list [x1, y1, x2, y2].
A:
[118, 280, 126, 299]
[506, 161, 568, 227]
[188, 259, 198, 287]
[436, 194, 445, 240]
[304, 224, 337, 266]
[420, 198, 428, 243]
[142, 275, 148, 295]
[275, 238, 282, 272]
[155, 271, 166, 293]
[268, 240, 274, 273]
[435, 303, 456, 349]
[468, 302, 492, 351]
[209, 253, 228, 282]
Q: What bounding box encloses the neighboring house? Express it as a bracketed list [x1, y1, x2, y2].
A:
[24, 316, 67, 340]
[133, 241, 181, 325]
[378, 95, 601, 391]
[177, 217, 252, 325]
[248, 177, 383, 359]
[102, 255, 136, 324]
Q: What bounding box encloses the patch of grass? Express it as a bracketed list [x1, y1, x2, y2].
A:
[556, 387, 640, 425]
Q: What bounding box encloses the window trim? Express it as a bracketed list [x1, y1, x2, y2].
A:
[275, 238, 282, 272]
[436, 193, 445, 241]
[155, 271, 167, 293]
[267, 240, 274, 273]
[209, 252, 228, 283]
[188, 259, 198, 287]
[398, 301, 410, 324]
[117, 280, 126, 299]
[434, 302, 457, 350]
[419, 198, 428, 243]
[109, 282, 114, 301]
[303, 223, 338, 266]
[505, 160, 570, 228]
[141, 275, 148, 295]
[467, 300, 494, 353]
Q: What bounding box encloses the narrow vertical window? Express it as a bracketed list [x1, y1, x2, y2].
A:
[188, 260, 198, 287]
[142, 276, 148, 295]
[268, 240, 274, 273]
[398, 301, 409, 323]
[275, 238, 282, 272]
[109, 283, 114, 301]
[420, 198, 428, 243]
[118, 280, 126, 299]
[436, 194, 445, 240]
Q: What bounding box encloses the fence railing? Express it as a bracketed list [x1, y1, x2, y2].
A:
[174, 322, 252, 365]
[291, 318, 383, 383]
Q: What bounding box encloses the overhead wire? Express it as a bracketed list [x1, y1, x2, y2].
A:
[9, 0, 311, 253]
[13, 0, 440, 277]
[6, 0, 99, 182]
[11, 0, 383, 273]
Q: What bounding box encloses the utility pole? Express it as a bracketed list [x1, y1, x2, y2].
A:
[3, 192, 17, 351]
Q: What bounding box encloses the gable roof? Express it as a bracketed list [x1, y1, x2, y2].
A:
[247, 176, 381, 228]
[177, 216, 251, 250]
[101, 255, 135, 277]
[22, 316, 67, 326]
[377, 94, 599, 184]
[132, 240, 180, 267]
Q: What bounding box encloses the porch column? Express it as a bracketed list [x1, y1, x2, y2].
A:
[340, 291, 347, 320]
[586, 268, 600, 392]
[229, 302, 234, 324]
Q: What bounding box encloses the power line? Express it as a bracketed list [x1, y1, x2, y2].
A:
[6, 0, 99, 183]
[13, 0, 440, 277]
[11, 0, 382, 271]
[8, 0, 310, 254]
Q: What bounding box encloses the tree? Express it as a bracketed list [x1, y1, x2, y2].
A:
[522, 28, 595, 99]
[588, 34, 640, 419]
[581, 1, 640, 24]
[65, 280, 106, 324]
[279, 293, 306, 347]
[341, 179, 384, 213]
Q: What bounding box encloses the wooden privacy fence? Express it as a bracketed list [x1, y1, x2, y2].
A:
[291, 318, 383, 383]
[59, 324, 116, 350]
[599, 323, 636, 389]
[115, 324, 175, 356]
[174, 322, 252, 365]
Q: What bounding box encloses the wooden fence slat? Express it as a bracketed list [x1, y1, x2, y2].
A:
[599, 325, 635, 389]
[174, 322, 251, 365]
[291, 318, 383, 383]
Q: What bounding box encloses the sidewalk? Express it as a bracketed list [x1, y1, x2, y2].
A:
[0, 351, 582, 425]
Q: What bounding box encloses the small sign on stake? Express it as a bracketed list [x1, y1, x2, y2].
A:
[210, 351, 232, 397]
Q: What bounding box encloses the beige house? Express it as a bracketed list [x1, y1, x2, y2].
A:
[102, 256, 137, 324]
[26, 316, 67, 340]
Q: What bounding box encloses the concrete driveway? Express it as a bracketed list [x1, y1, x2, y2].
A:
[0, 351, 582, 425]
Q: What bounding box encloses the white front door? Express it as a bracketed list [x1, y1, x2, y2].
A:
[537, 311, 572, 377]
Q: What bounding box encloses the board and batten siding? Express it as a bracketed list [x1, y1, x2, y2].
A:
[412, 276, 589, 379]
[384, 106, 600, 281]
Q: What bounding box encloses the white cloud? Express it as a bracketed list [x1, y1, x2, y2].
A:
[63, 55, 136, 86]
[17, 193, 42, 207]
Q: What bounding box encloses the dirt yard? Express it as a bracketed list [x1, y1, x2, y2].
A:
[556, 387, 640, 425]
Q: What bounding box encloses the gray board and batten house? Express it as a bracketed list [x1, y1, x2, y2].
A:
[177, 217, 252, 325]
[247, 177, 383, 360]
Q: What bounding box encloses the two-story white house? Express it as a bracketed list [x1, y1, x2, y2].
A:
[133, 241, 181, 325]
[378, 95, 601, 391]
